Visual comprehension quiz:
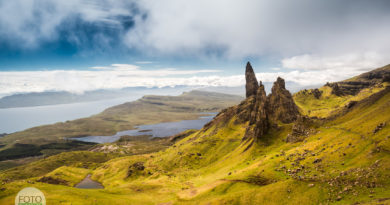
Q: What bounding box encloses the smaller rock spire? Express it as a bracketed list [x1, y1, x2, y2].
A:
[245, 62, 259, 98]
[267, 77, 300, 123]
[272, 77, 286, 91]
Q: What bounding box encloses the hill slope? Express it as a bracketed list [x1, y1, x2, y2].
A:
[294, 64, 390, 118]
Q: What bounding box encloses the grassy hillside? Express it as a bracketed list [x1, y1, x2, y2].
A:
[0, 87, 388, 204]
[294, 82, 388, 118]
[294, 64, 390, 118]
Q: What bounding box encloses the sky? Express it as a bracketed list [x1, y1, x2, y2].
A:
[0, 0, 390, 97]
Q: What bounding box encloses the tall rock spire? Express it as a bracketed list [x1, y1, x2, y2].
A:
[245, 62, 259, 98]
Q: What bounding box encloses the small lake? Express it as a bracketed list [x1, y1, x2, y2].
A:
[75, 174, 104, 189]
[73, 113, 217, 143]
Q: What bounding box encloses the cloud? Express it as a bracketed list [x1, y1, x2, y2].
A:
[0, 0, 136, 48]
[124, 0, 390, 60]
[135, 61, 153, 64]
[1, 0, 390, 61]
[0, 66, 223, 97]
[0, 66, 368, 98]
[89, 64, 220, 74]
[282, 52, 390, 71]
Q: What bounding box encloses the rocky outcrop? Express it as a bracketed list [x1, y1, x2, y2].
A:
[285, 116, 315, 143]
[267, 77, 300, 123]
[326, 64, 390, 96]
[329, 83, 344, 96]
[244, 82, 269, 140]
[127, 162, 145, 177]
[312, 88, 322, 99]
[37, 176, 69, 186]
[245, 62, 259, 98]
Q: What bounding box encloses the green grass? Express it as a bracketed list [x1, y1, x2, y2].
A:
[293, 82, 388, 118]
[0, 151, 117, 182]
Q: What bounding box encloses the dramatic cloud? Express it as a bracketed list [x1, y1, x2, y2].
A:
[0, 0, 389, 96]
[0, 0, 136, 48]
[125, 0, 390, 59]
[1, 0, 389, 59]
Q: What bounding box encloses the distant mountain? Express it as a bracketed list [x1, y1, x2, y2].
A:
[0, 86, 193, 108]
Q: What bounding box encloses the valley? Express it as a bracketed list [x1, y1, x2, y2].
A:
[0, 91, 242, 169]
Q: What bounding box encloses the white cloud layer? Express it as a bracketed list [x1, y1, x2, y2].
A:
[0, 66, 370, 98]
[282, 52, 390, 71]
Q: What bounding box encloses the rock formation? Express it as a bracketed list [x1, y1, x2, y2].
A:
[205, 62, 301, 141]
[312, 88, 322, 99]
[245, 62, 259, 98]
[245, 81, 269, 140]
[330, 83, 344, 96]
[285, 116, 314, 143]
[244, 64, 300, 140]
[267, 77, 300, 123]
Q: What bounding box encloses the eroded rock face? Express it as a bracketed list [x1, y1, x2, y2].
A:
[245, 62, 259, 98]
[330, 83, 344, 96]
[245, 82, 269, 140]
[267, 77, 300, 123]
[312, 88, 322, 99]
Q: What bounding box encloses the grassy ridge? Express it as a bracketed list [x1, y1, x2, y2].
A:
[293, 82, 388, 118]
